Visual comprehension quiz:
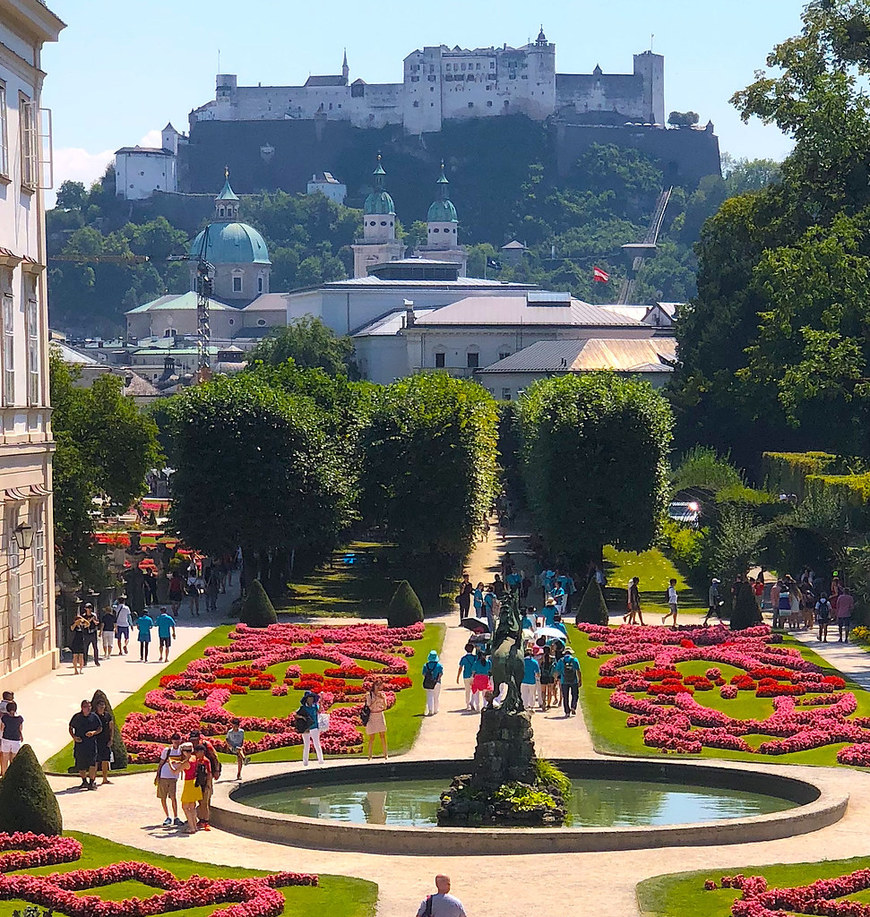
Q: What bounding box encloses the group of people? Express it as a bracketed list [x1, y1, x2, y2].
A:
[68, 697, 115, 790]
[69, 599, 176, 670]
[765, 571, 855, 642]
[153, 727, 223, 833]
[168, 554, 237, 617]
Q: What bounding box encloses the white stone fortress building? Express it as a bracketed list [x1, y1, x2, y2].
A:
[190, 29, 665, 134]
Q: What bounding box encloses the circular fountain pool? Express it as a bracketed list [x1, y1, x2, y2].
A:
[243, 776, 792, 828]
[211, 758, 847, 855]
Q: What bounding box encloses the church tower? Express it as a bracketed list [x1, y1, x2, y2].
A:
[342, 49, 349, 85]
[415, 160, 467, 276]
[352, 154, 405, 277]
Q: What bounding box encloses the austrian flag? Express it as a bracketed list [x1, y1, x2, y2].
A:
[593, 266, 610, 283]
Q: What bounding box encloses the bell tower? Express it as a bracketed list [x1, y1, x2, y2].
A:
[352, 154, 405, 277]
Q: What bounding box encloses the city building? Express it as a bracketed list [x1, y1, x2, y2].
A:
[414, 162, 467, 276]
[476, 336, 677, 400]
[0, 0, 65, 689]
[306, 171, 347, 204]
[188, 172, 271, 304]
[114, 124, 184, 201]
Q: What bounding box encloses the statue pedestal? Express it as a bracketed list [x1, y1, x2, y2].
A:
[470, 709, 537, 792]
[437, 708, 566, 827]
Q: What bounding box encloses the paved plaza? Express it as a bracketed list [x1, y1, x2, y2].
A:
[23, 530, 870, 916]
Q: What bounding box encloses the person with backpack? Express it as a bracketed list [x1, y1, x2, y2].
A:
[295, 691, 324, 766]
[554, 646, 581, 717]
[816, 594, 832, 642]
[422, 650, 444, 716]
[416, 874, 467, 917]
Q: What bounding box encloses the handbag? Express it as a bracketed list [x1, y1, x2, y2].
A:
[360, 704, 371, 726]
[318, 713, 330, 732]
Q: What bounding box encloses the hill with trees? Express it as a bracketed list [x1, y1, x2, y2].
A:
[46, 129, 777, 337]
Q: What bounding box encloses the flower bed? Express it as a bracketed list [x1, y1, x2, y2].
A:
[0, 832, 317, 917]
[707, 868, 870, 916]
[577, 623, 870, 762]
[122, 621, 424, 763]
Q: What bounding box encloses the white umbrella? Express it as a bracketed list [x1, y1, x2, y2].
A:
[534, 626, 569, 643]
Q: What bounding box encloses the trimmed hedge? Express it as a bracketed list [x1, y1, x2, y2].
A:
[574, 579, 609, 625]
[387, 580, 424, 628]
[763, 452, 839, 499]
[240, 579, 278, 627]
[91, 689, 128, 769]
[0, 745, 62, 835]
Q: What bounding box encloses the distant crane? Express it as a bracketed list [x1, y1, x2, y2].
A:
[49, 253, 150, 264]
[190, 225, 214, 378]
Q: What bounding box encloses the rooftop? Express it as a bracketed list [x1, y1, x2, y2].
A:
[413, 293, 646, 327]
[353, 308, 439, 337]
[478, 337, 677, 373]
[126, 292, 236, 314]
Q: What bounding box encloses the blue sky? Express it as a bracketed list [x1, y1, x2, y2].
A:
[43, 0, 805, 198]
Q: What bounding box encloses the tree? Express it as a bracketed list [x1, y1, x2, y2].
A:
[247, 317, 356, 376]
[50, 353, 161, 585]
[519, 373, 673, 563]
[730, 577, 762, 631]
[360, 374, 499, 560]
[0, 745, 63, 834]
[668, 111, 700, 128]
[164, 374, 354, 597]
[55, 180, 88, 211]
[675, 0, 870, 464]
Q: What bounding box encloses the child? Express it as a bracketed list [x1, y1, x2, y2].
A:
[226, 718, 246, 780]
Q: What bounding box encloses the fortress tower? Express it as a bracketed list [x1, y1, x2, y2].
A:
[351, 155, 406, 278]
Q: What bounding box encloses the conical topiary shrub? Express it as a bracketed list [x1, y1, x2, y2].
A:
[387, 580, 424, 628]
[574, 579, 609, 625]
[91, 689, 128, 770]
[0, 745, 62, 835]
[240, 579, 278, 627]
[731, 579, 761, 631]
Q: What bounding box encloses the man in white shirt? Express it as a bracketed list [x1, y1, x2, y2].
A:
[416, 875, 467, 917]
[155, 733, 184, 827]
[662, 578, 679, 628]
[114, 598, 132, 656]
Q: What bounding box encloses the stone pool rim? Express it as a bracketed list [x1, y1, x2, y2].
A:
[209, 757, 848, 856]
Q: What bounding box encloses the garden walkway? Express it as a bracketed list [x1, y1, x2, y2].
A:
[790, 629, 870, 690]
[34, 535, 870, 917]
[20, 596, 227, 764]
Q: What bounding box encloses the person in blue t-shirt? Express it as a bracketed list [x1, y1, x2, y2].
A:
[483, 587, 496, 634]
[456, 643, 477, 711]
[422, 650, 444, 716]
[155, 608, 177, 663]
[554, 647, 581, 717]
[521, 651, 540, 712]
[136, 612, 154, 662]
[473, 583, 484, 617]
[541, 597, 558, 626]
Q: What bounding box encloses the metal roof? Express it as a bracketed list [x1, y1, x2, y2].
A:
[413, 294, 644, 327]
[318, 276, 534, 290]
[243, 293, 287, 311]
[126, 292, 236, 314]
[479, 338, 677, 374]
[353, 308, 439, 337]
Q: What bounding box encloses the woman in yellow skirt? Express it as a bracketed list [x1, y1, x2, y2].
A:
[176, 742, 203, 834]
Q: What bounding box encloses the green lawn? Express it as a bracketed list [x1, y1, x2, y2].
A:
[637, 855, 870, 917]
[45, 623, 445, 775]
[569, 628, 870, 767]
[603, 546, 707, 618]
[0, 831, 376, 917]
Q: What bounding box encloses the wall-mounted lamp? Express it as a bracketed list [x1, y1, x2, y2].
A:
[12, 522, 33, 555]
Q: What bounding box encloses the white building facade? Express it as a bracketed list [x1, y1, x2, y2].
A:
[0, 0, 64, 689]
[114, 124, 182, 201]
[189, 33, 664, 135]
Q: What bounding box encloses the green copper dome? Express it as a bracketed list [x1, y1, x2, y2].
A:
[364, 154, 396, 215]
[189, 222, 270, 264]
[427, 161, 457, 223]
[427, 199, 457, 222]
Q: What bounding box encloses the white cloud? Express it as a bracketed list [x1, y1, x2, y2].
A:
[47, 129, 161, 208]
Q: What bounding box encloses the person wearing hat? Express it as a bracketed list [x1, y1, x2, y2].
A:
[553, 646, 581, 717]
[295, 691, 324, 765]
[422, 650, 444, 716]
[542, 596, 558, 626]
[704, 578, 724, 626]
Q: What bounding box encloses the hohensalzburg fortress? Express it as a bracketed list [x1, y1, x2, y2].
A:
[190, 29, 666, 135]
